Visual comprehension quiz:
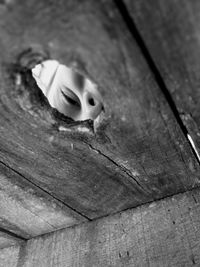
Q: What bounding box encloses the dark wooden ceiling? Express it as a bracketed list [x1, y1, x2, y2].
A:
[0, 0, 200, 247]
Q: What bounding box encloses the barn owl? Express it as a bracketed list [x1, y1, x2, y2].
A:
[32, 60, 103, 121]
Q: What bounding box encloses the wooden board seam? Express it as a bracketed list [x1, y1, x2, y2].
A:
[0, 228, 26, 242]
[81, 184, 200, 223]
[0, 160, 90, 221]
[114, 0, 200, 165]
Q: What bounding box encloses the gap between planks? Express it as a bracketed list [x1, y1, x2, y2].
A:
[0, 159, 90, 221]
[0, 228, 27, 242]
[113, 0, 200, 165]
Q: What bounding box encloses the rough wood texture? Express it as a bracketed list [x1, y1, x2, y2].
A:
[0, 163, 85, 240]
[14, 188, 200, 267]
[0, 0, 199, 221]
[0, 246, 20, 267]
[0, 232, 22, 250]
[124, 0, 200, 157]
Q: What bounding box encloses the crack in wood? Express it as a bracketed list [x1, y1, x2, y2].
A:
[85, 142, 148, 192]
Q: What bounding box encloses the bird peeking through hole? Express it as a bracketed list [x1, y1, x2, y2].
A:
[32, 60, 104, 121]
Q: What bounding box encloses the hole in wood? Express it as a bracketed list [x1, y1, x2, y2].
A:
[32, 60, 104, 121]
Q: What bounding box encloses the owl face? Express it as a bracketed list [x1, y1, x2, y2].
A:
[32, 60, 103, 121]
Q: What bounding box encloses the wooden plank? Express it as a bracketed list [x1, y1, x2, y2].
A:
[0, 0, 199, 220]
[0, 246, 20, 267]
[0, 162, 85, 239]
[124, 0, 200, 158]
[0, 231, 23, 250]
[15, 187, 200, 267]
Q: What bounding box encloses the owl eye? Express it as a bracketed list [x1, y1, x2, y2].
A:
[60, 87, 81, 108]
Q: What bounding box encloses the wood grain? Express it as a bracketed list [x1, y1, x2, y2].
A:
[0, 163, 85, 239]
[0, 0, 199, 220]
[124, 0, 200, 157]
[0, 246, 20, 267]
[0, 231, 22, 250]
[15, 187, 200, 267]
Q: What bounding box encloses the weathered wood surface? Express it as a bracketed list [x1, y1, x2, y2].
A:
[0, 0, 199, 221]
[0, 163, 85, 240]
[13, 188, 200, 267]
[0, 246, 20, 267]
[124, 0, 200, 157]
[0, 231, 22, 250]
